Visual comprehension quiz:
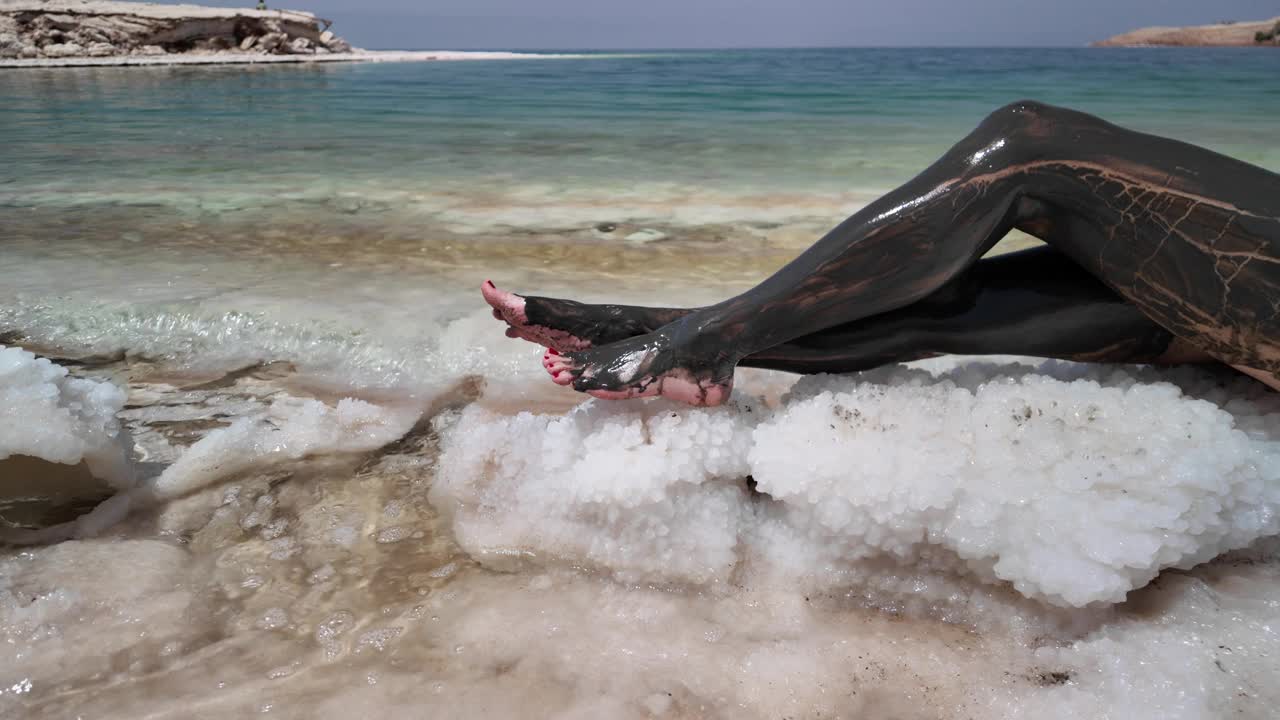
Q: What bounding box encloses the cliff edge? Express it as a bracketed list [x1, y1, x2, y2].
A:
[1092, 17, 1280, 47]
[0, 0, 354, 59]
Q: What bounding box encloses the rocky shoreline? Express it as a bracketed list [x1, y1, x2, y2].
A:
[0, 48, 578, 67]
[1093, 16, 1280, 47]
[0, 0, 353, 61]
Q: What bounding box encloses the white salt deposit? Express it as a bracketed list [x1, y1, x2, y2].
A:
[0, 345, 133, 486]
[44, 394, 417, 546]
[147, 395, 419, 501]
[434, 362, 1280, 608]
[0, 346, 136, 542]
[1, 344, 420, 542]
[3, 344, 1278, 718]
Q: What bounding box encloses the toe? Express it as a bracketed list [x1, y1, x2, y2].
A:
[480, 281, 528, 324]
[543, 351, 576, 385]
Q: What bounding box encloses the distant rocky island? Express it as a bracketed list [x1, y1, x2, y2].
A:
[1093, 17, 1280, 47]
[0, 1, 575, 66]
[0, 0, 355, 60]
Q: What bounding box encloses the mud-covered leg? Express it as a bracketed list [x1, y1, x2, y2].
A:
[542, 101, 1279, 403]
[539, 102, 1043, 403]
[485, 245, 1206, 374]
[742, 246, 1211, 374]
[482, 281, 687, 352]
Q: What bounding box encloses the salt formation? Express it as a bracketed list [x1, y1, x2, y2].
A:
[0, 346, 132, 482]
[750, 367, 1280, 606]
[57, 395, 418, 544]
[146, 395, 419, 501]
[435, 399, 757, 584]
[0, 346, 136, 539]
[0, 345, 419, 543]
[434, 362, 1280, 607]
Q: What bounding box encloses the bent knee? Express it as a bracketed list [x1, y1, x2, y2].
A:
[979, 100, 1059, 135]
[971, 100, 1105, 163]
[984, 100, 1107, 137]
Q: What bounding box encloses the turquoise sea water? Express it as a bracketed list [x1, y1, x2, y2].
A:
[4, 48, 1279, 221]
[2, 47, 1279, 378]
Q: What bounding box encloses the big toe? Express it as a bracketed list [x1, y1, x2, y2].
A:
[481, 281, 527, 323]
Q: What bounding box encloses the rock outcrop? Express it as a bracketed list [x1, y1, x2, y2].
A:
[0, 0, 355, 60]
[1092, 17, 1280, 47]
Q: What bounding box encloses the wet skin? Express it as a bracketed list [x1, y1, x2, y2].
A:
[491, 101, 1280, 403]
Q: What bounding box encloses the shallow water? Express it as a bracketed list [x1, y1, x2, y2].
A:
[2, 49, 1279, 718]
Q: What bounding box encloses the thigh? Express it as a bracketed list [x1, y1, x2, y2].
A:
[1008, 106, 1280, 370]
[742, 245, 1208, 374]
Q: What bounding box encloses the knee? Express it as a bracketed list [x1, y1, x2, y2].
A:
[980, 100, 1055, 134]
[982, 100, 1103, 139]
[969, 100, 1073, 161]
[992, 99, 1055, 119]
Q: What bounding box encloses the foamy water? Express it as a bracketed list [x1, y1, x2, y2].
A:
[3, 49, 1280, 719]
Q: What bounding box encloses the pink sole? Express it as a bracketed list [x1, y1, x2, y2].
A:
[481, 281, 593, 352]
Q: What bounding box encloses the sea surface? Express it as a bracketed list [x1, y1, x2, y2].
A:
[2, 48, 1279, 720]
[6, 48, 1280, 236]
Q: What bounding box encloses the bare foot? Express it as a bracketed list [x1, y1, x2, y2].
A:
[481, 281, 690, 352]
[541, 330, 735, 406]
[481, 281, 595, 351]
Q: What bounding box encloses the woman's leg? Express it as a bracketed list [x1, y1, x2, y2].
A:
[514, 101, 1278, 403]
[741, 246, 1212, 373]
[486, 246, 1210, 375]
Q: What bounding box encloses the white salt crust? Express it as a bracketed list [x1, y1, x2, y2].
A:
[0, 345, 134, 490]
[2, 350, 1277, 719]
[0, 345, 419, 543]
[434, 362, 1280, 608]
[0, 345, 136, 535]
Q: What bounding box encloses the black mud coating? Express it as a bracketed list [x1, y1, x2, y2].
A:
[532, 101, 1278, 390]
[520, 246, 1193, 375]
[523, 296, 689, 349]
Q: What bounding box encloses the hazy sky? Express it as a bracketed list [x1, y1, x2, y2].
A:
[193, 1, 1280, 49]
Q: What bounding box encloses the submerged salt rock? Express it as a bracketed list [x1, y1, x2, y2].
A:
[149, 396, 419, 501]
